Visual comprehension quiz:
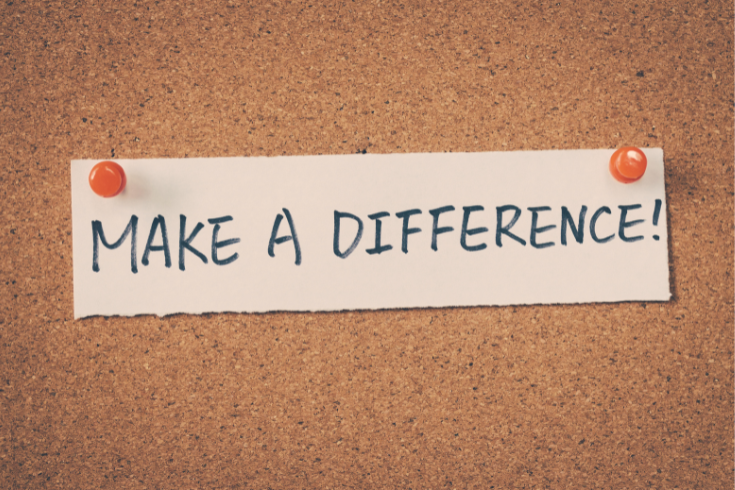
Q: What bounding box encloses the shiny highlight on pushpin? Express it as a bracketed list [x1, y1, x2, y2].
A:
[89, 160, 126, 197]
[609, 147, 647, 183]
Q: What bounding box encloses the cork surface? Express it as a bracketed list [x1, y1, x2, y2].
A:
[2, 0, 733, 487]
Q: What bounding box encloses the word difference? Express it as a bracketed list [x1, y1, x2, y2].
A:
[92, 200, 662, 273]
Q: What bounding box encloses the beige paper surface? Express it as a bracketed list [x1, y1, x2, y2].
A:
[72, 149, 670, 318]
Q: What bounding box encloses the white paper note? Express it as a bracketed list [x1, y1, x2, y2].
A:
[71, 149, 670, 318]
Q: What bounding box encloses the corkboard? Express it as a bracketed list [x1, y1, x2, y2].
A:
[2, 0, 733, 487]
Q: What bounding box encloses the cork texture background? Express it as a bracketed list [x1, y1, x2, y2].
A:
[2, 0, 733, 487]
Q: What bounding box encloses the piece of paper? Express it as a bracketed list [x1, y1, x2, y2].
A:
[71, 149, 670, 318]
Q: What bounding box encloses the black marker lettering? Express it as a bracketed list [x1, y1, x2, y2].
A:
[528, 206, 556, 249]
[618, 204, 644, 242]
[460, 206, 488, 251]
[267, 209, 301, 265]
[429, 206, 455, 251]
[333, 211, 363, 259]
[208, 215, 240, 266]
[365, 211, 392, 255]
[652, 199, 662, 226]
[178, 215, 208, 271]
[590, 206, 614, 243]
[561, 206, 587, 245]
[395, 209, 422, 254]
[142, 215, 172, 268]
[495, 205, 526, 247]
[92, 216, 138, 273]
[652, 199, 662, 241]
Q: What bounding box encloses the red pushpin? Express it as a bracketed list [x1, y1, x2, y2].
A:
[89, 161, 126, 197]
[609, 147, 647, 183]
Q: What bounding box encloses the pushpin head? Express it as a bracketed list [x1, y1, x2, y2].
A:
[89, 161, 126, 197]
[609, 147, 647, 183]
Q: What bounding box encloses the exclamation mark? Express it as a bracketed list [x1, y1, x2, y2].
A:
[652, 199, 662, 241]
